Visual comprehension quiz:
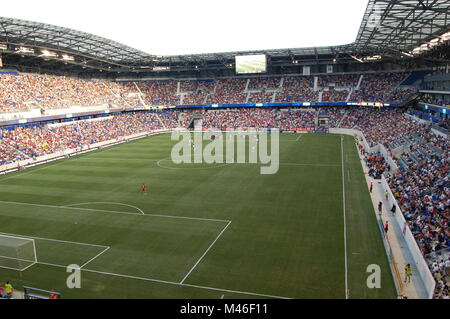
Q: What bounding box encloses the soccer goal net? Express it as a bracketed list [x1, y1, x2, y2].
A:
[0, 235, 37, 271]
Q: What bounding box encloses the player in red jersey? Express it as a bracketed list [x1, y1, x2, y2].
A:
[141, 183, 147, 195]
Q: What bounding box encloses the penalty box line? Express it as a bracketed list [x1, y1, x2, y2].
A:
[180, 221, 231, 284]
[79, 246, 111, 269]
[0, 218, 271, 298]
[0, 202, 233, 282]
[35, 260, 291, 299]
[0, 231, 109, 249]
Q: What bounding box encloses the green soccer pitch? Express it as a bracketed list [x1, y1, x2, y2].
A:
[0, 133, 396, 299]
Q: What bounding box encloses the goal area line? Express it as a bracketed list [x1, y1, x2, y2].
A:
[0, 231, 110, 272]
[0, 255, 36, 272]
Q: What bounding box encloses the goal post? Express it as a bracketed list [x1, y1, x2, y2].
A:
[0, 235, 37, 271]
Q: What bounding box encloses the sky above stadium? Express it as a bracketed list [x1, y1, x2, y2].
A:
[1, 0, 369, 56]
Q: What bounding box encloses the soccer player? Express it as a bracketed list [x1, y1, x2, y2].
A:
[141, 183, 147, 195]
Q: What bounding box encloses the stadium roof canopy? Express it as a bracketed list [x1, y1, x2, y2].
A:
[0, 17, 154, 70]
[0, 0, 449, 77]
[355, 0, 450, 53]
[140, 0, 450, 63]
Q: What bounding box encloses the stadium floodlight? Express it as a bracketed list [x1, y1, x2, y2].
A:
[0, 234, 37, 271]
[401, 51, 414, 57]
[366, 55, 382, 61]
[61, 54, 75, 61]
[429, 38, 441, 46]
[420, 43, 429, 51]
[350, 55, 364, 63]
[412, 47, 421, 55]
[441, 31, 450, 40]
[153, 66, 170, 71]
[40, 50, 58, 58]
[15, 46, 34, 54]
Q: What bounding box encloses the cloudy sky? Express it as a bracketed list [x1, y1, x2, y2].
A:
[1, 0, 369, 56]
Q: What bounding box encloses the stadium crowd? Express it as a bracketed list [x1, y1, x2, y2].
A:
[274, 76, 316, 103]
[1, 71, 414, 113]
[0, 73, 141, 111]
[0, 113, 164, 165]
[354, 72, 419, 103]
[200, 108, 316, 130]
[364, 152, 390, 179]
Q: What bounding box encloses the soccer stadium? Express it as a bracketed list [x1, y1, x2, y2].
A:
[0, 0, 449, 304]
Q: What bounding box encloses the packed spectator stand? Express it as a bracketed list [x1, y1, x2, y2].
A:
[1, 71, 414, 113]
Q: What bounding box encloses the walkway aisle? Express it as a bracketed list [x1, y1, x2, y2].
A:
[357, 145, 426, 299]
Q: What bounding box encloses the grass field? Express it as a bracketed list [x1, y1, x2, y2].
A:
[0, 133, 396, 298]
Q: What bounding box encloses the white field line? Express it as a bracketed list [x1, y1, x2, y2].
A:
[20, 261, 37, 271]
[279, 162, 340, 167]
[180, 221, 232, 284]
[0, 160, 66, 182]
[80, 246, 111, 269]
[3, 155, 340, 169]
[295, 134, 303, 141]
[79, 157, 341, 168]
[157, 158, 232, 170]
[0, 262, 37, 272]
[0, 231, 109, 248]
[0, 142, 130, 182]
[0, 255, 36, 264]
[341, 136, 349, 299]
[181, 282, 290, 299]
[64, 202, 145, 215]
[75, 158, 162, 161]
[0, 200, 230, 224]
[32, 260, 290, 299]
